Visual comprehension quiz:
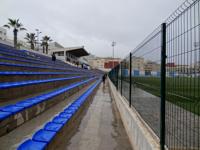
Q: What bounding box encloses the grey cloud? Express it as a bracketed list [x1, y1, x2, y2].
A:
[0, 0, 183, 58]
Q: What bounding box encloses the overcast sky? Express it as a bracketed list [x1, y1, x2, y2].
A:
[0, 0, 183, 58]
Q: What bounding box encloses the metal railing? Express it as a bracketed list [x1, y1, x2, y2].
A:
[109, 0, 200, 149]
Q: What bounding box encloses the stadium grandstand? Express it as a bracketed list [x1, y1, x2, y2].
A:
[0, 44, 101, 149]
[0, 43, 131, 150]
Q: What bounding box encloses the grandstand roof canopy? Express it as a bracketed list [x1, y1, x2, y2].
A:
[51, 46, 89, 58]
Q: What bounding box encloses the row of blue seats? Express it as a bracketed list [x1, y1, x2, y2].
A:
[0, 49, 51, 65]
[0, 47, 63, 65]
[0, 45, 63, 66]
[0, 75, 87, 89]
[0, 47, 91, 74]
[22, 50, 64, 64]
[0, 62, 82, 72]
[0, 51, 76, 68]
[0, 48, 90, 74]
[0, 51, 72, 69]
[0, 50, 75, 73]
[0, 59, 90, 75]
[17, 79, 101, 150]
[0, 71, 81, 76]
[0, 45, 27, 57]
[0, 55, 64, 68]
[0, 49, 76, 70]
[0, 77, 96, 121]
[0, 43, 14, 50]
[0, 48, 92, 78]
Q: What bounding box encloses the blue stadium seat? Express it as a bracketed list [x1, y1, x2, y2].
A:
[64, 108, 77, 115]
[59, 112, 73, 118]
[15, 101, 35, 108]
[17, 139, 47, 150]
[0, 105, 25, 114]
[52, 116, 70, 125]
[44, 122, 63, 132]
[0, 111, 12, 120]
[68, 105, 79, 111]
[32, 129, 56, 143]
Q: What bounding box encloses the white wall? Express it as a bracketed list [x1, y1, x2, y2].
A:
[0, 27, 7, 41]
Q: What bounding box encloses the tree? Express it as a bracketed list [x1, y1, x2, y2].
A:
[4, 18, 26, 48]
[24, 33, 37, 50]
[41, 41, 46, 54]
[41, 36, 52, 54]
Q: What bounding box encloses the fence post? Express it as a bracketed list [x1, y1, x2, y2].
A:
[129, 53, 132, 107]
[120, 62, 123, 94]
[116, 65, 119, 90]
[160, 23, 166, 150]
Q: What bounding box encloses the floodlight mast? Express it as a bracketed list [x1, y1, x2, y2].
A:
[112, 41, 116, 68]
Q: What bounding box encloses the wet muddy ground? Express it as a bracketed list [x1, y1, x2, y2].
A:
[65, 81, 133, 150]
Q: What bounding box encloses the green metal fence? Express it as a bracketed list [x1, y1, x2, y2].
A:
[109, 0, 200, 149]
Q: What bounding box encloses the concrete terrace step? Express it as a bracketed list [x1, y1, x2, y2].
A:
[0, 75, 91, 101]
[0, 71, 84, 82]
[0, 77, 97, 136]
[17, 79, 101, 150]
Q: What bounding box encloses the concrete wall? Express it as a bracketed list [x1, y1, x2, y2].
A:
[108, 79, 160, 150]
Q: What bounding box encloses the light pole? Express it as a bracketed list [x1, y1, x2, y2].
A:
[112, 41, 116, 68]
[35, 29, 42, 51]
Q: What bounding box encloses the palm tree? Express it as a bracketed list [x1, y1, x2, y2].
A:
[41, 41, 46, 54]
[41, 36, 52, 54]
[24, 33, 37, 50]
[3, 18, 26, 48]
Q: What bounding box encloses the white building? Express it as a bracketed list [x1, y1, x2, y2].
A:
[85, 56, 121, 72]
[132, 56, 145, 71]
[0, 27, 7, 41]
[51, 46, 90, 66]
[49, 42, 64, 53]
[0, 27, 13, 47]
